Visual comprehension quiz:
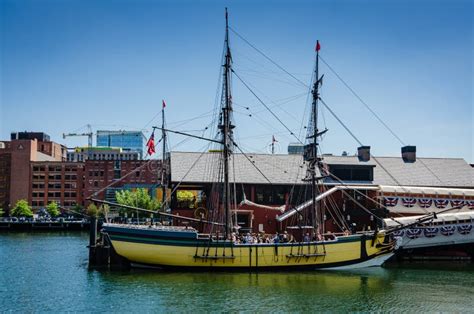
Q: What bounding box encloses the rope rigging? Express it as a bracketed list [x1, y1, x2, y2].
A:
[232, 69, 304, 145]
[228, 26, 445, 187]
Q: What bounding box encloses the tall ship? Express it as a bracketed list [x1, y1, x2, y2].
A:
[99, 9, 400, 270]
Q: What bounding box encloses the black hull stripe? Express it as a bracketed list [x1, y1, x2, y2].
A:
[106, 230, 364, 247]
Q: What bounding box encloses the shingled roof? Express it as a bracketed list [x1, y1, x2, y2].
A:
[170, 151, 308, 185]
[170, 151, 474, 188]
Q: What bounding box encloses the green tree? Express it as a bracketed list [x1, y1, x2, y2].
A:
[0, 207, 4, 217]
[11, 200, 33, 217]
[46, 201, 60, 217]
[115, 188, 161, 217]
[115, 188, 161, 210]
[86, 203, 99, 218]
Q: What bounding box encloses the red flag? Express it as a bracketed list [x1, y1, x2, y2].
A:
[315, 40, 321, 52]
[146, 132, 155, 155]
[162, 100, 166, 109]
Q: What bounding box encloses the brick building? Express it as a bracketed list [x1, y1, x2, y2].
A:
[0, 132, 66, 213]
[83, 159, 162, 203]
[0, 132, 164, 215]
[30, 162, 84, 208]
[29, 159, 162, 210]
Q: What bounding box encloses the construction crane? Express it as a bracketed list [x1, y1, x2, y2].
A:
[63, 124, 94, 148]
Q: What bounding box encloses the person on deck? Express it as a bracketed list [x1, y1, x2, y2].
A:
[303, 233, 311, 242]
[273, 233, 280, 244]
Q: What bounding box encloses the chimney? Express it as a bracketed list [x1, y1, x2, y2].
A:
[402, 145, 416, 162]
[357, 146, 371, 162]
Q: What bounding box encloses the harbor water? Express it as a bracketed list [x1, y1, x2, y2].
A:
[1, 232, 473, 312]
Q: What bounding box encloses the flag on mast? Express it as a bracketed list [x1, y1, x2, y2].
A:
[272, 135, 278, 143]
[162, 100, 166, 109]
[316, 40, 321, 52]
[146, 131, 156, 155]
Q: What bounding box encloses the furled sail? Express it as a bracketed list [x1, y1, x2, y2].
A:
[239, 199, 286, 213]
[239, 193, 285, 212]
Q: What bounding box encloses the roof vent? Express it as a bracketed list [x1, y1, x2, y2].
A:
[357, 146, 371, 162]
[402, 145, 416, 163]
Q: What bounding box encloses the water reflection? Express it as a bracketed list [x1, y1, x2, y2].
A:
[93, 268, 393, 312]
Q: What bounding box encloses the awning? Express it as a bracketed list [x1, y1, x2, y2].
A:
[384, 211, 474, 228]
[379, 185, 474, 197]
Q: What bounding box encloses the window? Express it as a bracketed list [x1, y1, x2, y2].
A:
[48, 183, 62, 189]
[64, 183, 77, 189]
[64, 192, 77, 198]
[274, 186, 285, 204]
[33, 174, 45, 180]
[329, 165, 373, 181]
[48, 165, 61, 172]
[256, 186, 264, 203]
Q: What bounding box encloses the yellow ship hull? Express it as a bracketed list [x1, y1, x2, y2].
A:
[104, 225, 395, 270]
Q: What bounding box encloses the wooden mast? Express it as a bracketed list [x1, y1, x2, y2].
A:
[310, 40, 322, 236]
[161, 101, 167, 209]
[221, 8, 233, 239]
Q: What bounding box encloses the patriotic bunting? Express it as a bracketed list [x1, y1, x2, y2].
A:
[458, 225, 472, 235]
[423, 227, 438, 238]
[440, 225, 456, 236]
[384, 197, 398, 207]
[406, 228, 422, 239]
[418, 198, 433, 208]
[402, 197, 416, 208]
[450, 199, 466, 207]
[467, 200, 474, 210]
[382, 196, 473, 210]
[393, 230, 405, 237]
[434, 199, 449, 209]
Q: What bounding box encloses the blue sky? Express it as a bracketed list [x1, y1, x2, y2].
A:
[1, 0, 472, 162]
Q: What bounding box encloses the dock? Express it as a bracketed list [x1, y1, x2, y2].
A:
[0, 219, 90, 231]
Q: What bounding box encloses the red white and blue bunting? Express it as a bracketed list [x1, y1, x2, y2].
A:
[451, 200, 466, 207]
[435, 199, 450, 209]
[383, 196, 473, 209]
[440, 225, 456, 236]
[468, 200, 474, 210]
[384, 197, 398, 207]
[395, 224, 473, 239]
[418, 198, 433, 208]
[406, 228, 422, 239]
[423, 227, 438, 238]
[401, 198, 416, 208]
[458, 225, 472, 235]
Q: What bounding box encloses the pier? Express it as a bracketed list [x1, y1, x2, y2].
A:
[0, 218, 90, 231]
